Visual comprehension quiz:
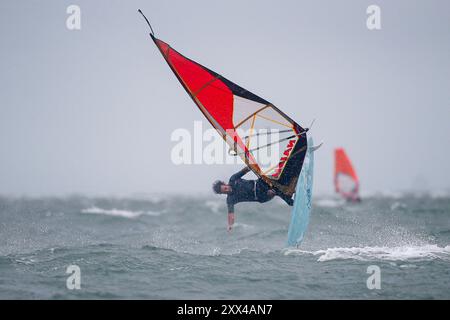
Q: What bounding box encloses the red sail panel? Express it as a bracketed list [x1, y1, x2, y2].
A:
[153, 37, 256, 167]
[154, 38, 234, 130]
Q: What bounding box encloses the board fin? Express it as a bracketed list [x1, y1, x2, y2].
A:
[310, 141, 324, 152]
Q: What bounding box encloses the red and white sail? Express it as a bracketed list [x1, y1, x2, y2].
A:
[334, 148, 360, 201]
[149, 35, 308, 196]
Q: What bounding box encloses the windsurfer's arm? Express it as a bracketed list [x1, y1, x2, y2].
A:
[227, 197, 235, 232]
[227, 212, 235, 232]
[229, 166, 251, 183]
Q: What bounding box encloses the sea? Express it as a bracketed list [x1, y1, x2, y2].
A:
[0, 193, 449, 299]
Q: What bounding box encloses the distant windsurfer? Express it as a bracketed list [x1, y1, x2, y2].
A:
[347, 190, 362, 203]
[213, 167, 294, 232]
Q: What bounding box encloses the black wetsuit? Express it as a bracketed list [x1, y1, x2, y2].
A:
[226, 167, 293, 213]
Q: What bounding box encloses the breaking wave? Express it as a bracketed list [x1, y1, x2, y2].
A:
[284, 244, 450, 262]
[81, 206, 160, 219]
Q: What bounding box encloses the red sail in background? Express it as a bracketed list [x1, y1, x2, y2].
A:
[334, 148, 360, 201]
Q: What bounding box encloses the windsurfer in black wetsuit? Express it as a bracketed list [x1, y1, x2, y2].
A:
[212, 167, 294, 232]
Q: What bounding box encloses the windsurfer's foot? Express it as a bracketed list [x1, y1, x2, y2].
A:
[274, 190, 294, 206]
[282, 196, 294, 206]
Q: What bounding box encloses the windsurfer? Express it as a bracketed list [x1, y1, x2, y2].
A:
[334, 148, 361, 203]
[348, 191, 362, 203]
[212, 167, 294, 231]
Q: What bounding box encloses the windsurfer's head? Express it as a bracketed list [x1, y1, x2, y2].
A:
[212, 180, 231, 194]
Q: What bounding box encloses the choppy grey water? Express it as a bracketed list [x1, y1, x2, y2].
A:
[0, 193, 449, 299]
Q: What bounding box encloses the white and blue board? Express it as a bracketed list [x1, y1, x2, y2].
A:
[287, 137, 315, 247]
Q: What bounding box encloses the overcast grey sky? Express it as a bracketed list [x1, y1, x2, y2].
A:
[0, 0, 449, 196]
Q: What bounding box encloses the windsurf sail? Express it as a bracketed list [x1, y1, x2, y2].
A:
[334, 148, 360, 201]
[140, 10, 308, 196]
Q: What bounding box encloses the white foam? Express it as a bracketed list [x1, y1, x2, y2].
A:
[204, 200, 222, 213]
[390, 201, 407, 211]
[284, 245, 450, 262]
[315, 198, 345, 208]
[233, 222, 255, 230]
[366, 190, 404, 199]
[15, 258, 36, 265]
[81, 206, 160, 219]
